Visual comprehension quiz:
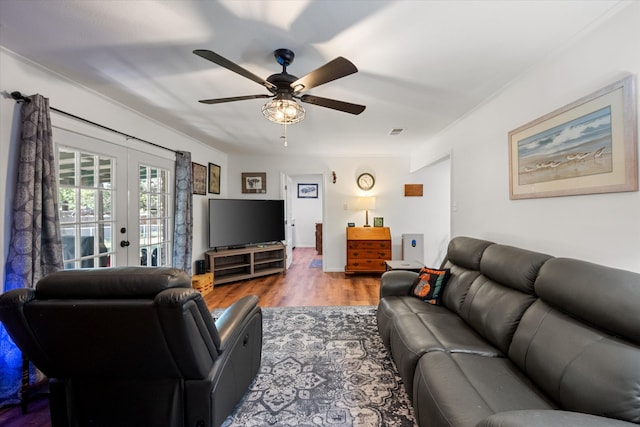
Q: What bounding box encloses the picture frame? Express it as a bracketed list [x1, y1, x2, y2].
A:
[297, 183, 318, 198]
[509, 75, 637, 200]
[242, 172, 267, 194]
[404, 184, 423, 197]
[192, 162, 207, 195]
[208, 163, 220, 194]
[373, 217, 384, 227]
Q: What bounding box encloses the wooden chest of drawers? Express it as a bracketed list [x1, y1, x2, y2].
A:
[345, 227, 391, 274]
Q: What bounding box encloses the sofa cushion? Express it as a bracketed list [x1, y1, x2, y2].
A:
[458, 244, 551, 354]
[377, 295, 435, 350]
[440, 237, 493, 314]
[510, 299, 640, 424]
[479, 244, 551, 294]
[389, 310, 500, 399]
[535, 257, 640, 343]
[444, 236, 494, 271]
[509, 257, 640, 424]
[410, 267, 450, 304]
[412, 351, 555, 427]
[435, 265, 478, 314]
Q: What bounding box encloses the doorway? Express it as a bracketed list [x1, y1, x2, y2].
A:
[54, 127, 174, 268]
[281, 173, 324, 270]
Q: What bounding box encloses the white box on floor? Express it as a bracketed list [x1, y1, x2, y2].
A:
[402, 234, 424, 263]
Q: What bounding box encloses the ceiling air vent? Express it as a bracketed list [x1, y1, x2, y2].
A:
[389, 128, 403, 136]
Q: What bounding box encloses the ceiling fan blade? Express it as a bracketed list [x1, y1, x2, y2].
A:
[198, 94, 272, 105]
[291, 57, 358, 93]
[300, 94, 366, 115]
[193, 49, 277, 92]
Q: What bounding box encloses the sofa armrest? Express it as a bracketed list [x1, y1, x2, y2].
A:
[379, 270, 418, 298]
[476, 410, 636, 427]
[215, 295, 260, 350]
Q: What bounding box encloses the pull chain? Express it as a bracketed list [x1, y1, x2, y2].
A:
[280, 122, 288, 147]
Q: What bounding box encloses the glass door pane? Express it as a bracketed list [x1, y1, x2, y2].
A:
[136, 162, 172, 267]
[58, 147, 115, 269]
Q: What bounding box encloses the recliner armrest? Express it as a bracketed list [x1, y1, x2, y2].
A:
[476, 410, 636, 427]
[379, 270, 418, 298]
[0, 287, 35, 309]
[0, 288, 56, 375]
[216, 295, 260, 351]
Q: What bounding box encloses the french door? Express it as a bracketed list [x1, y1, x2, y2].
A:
[54, 127, 173, 268]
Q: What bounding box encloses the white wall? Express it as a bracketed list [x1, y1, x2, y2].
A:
[409, 156, 451, 267]
[412, 1, 640, 272]
[0, 48, 228, 291]
[227, 155, 441, 272]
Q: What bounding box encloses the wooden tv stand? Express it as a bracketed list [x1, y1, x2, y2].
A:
[206, 243, 286, 285]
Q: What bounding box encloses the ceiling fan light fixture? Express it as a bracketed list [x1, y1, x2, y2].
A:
[262, 98, 305, 124]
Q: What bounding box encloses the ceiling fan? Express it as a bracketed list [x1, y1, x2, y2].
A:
[193, 48, 366, 125]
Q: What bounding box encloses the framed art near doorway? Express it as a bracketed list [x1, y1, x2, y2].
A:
[297, 183, 318, 198]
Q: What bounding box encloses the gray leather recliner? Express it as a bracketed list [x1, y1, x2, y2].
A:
[0, 267, 262, 427]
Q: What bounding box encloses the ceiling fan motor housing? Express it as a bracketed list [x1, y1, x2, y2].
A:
[274, 48, 295, 67]
[267, 72, 298, 99]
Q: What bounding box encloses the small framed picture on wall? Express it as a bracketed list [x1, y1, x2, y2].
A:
[242, 172, 267, 193]
[297, 183, 318, 198]
[208, 163, 220, 194]
[192, 162, 206, 195]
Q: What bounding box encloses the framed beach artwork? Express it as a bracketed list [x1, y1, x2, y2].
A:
[509, 75, 637, 200]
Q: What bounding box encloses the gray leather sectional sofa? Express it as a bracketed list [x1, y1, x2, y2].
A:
[377, 236, 640, 427]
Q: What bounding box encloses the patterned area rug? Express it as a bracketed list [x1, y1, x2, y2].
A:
[218, 306, 417, 427]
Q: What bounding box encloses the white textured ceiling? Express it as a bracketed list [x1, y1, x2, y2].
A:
[0, 0, 627, 157]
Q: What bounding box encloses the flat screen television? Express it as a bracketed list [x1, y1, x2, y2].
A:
[208, 198, 285, 249]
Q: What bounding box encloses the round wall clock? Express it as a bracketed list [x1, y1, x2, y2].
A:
[357, 172, 375, 191]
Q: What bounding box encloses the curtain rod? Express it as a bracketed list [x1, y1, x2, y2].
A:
[10, 91, 179, 155]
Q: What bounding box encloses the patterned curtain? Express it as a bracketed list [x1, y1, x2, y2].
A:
[172, 151, 193, 275]
[1, 94, 63, 405]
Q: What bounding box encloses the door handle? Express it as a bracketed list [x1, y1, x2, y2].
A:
[120, 240, 130, 247]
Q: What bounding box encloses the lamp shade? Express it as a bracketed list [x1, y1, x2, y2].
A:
[352, 196, 376, 227]
[352, 196, 376, 210]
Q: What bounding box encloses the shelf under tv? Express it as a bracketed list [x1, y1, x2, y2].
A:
[205, 243, 286, 285]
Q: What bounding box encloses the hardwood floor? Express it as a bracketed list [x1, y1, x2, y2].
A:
[0, 248, 382, 426]
[206, 247, 381, 309]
